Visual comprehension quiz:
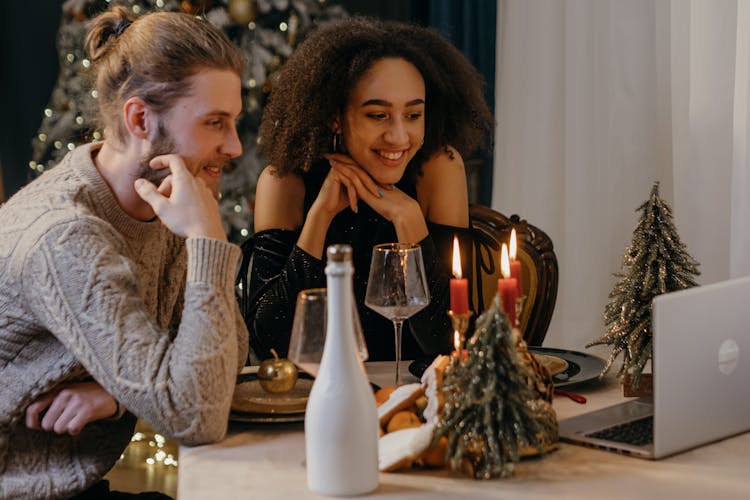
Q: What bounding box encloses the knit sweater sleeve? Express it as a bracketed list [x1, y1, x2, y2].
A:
[20, 218, 248, 445]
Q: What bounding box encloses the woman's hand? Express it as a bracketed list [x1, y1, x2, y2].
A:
[327, 154, 428, 243]
[25, 381, 119, 436]
[311, 162, 356, 218]
[312, 154, 384, 218]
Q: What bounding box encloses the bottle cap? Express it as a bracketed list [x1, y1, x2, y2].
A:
[327, 244, 352, 262]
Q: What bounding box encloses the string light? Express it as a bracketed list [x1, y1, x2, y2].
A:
[123, 429, 178, 469]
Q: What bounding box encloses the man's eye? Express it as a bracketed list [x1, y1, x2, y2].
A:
[367, 113, 387, 120]
[207, 120, 223, 129]
[407, 113, 423, 120]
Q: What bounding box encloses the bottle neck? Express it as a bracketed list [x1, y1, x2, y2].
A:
[320, 260, 358, 371]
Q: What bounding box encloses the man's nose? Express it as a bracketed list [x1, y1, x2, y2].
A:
[221, 125, 243, 158]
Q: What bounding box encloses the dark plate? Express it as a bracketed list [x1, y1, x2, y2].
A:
[528, 347, 606, 387]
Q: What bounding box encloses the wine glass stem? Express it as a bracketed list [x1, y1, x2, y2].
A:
[393, 320, 404, 386]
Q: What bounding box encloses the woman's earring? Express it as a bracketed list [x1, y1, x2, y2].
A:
[332, 133, 345, 153]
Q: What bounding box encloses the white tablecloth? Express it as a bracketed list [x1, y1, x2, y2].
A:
[178, 362, 750, 499]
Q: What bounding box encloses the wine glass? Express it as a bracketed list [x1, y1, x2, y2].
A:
[365, 243, 430, 386]
[288, 288, 368, 377]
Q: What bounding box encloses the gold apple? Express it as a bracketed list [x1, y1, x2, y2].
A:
[258, 349, 298, 393]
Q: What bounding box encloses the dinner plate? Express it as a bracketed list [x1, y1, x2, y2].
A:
[231, 369, 313, 415]
[528, 347, 606, 388]
[229, 411, 305, 424]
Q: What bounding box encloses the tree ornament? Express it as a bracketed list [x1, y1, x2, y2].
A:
[588, 182, 700, 390]
[180, 0, 214, 15]
[434, 296, 557, 479]
[228, 0, 256, 25]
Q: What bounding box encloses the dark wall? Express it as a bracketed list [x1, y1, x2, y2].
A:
[336, 0, 428, 24]
[0, 0, 62, 198]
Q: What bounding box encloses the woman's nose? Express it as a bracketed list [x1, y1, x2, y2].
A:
[384, 117, 409, 145]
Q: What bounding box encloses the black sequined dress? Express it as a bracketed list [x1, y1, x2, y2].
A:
[239, 160, 473, 362]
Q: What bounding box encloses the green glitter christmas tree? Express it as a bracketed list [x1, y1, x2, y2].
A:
[30, 0, 345, 243]
[434, 296, 557, 479]
[588, 182, 700, 389]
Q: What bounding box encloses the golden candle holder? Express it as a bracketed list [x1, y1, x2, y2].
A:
[514, 295, 527, 329]
[448, 310, 474, 361]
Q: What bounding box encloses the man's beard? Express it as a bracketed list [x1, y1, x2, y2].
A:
[138, 120, 176, 185]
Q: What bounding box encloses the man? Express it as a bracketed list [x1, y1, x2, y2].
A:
[0, 6, 248, 499]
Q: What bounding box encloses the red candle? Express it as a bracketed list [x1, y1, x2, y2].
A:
[509, 228, 523, 295]
[449, 236, 469, 313]
[498, 243, 518, 325]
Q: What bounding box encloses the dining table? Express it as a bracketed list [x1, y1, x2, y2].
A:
[178, 361, 750, 499]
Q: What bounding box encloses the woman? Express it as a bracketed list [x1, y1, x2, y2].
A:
[241, 17, 493, 362]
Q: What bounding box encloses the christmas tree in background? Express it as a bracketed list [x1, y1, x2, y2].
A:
[588, 182, 700, 389]
[29, 0, 346, 243]
[434, 296, 557, 479]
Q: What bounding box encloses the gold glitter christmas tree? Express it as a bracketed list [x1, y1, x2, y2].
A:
[434, 296, 557, 479]
[588, 182, 700, 389]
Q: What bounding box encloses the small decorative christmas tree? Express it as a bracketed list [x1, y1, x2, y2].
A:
[588, 182, 700, 389]
[434, 296, 557, 479]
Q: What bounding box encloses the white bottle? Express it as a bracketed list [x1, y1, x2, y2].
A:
[305, 244, 379, 496]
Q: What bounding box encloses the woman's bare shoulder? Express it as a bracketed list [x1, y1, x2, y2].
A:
[254, 165, 305, 231]
[416, 146, 469, 226]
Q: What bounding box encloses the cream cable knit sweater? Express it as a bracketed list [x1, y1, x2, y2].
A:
[0, 143, 249, 499]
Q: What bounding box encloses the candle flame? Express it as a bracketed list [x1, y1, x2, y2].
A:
[501, 243, 510, 278]
[454, 330, 460, 352]
[510, 229, 517, 260]
[452, 236, 462, 279]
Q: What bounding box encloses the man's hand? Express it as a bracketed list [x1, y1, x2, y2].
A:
[134, 154, 227, 241]
[25, 381, 119, 436]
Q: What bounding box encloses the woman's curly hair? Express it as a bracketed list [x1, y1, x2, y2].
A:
[258, 16, 494, 177]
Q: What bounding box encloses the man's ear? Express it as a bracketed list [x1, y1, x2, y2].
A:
[122, 97, 155, 140]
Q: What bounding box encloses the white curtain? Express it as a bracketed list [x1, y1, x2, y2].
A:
[493, 0, 750, 352]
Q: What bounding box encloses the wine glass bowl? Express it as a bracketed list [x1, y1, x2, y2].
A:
[288, 288, 368, 377]
[365, 243, 430, 385]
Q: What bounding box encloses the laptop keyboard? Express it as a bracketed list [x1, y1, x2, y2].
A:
[587, 416, 654, 446]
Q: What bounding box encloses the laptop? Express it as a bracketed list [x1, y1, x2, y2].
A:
[558, 275, 750, 459]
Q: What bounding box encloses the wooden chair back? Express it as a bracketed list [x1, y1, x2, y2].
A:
[470, 204, 558, 346]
